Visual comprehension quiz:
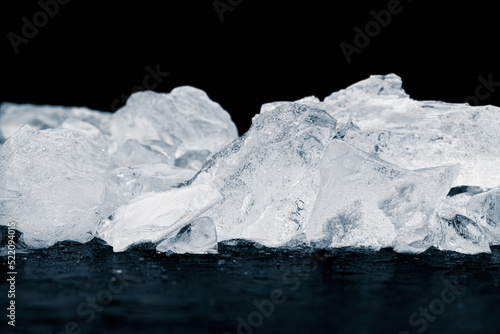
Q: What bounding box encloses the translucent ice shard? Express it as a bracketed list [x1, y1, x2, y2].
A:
[190, 103, 337, 247]
[435, 214, 490, 254]
[0, 102, 110, 143]
[156, 217, 217, 254]
[97, 184, 222, 252]
[108, 86, 238, 155]
[103, 164, 196, 218]
[174, 149, 211, 171]
[306, 140, 458, 253]
[467, 188, 500, 244]
[262, 74, 500, 188]
[0, 125, 108, 248]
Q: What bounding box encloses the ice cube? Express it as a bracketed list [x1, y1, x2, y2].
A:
[190, 103, 337, 247]
[156, 216, 217, 254]
[0, 125, 108, 248]
[306, 140, 459, 253]
[108, 86, 238, 156]
[97, 184, 222, 252]
[435, 214, 490, 254]
[467, 188, 500, 244]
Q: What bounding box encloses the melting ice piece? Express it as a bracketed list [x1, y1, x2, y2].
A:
[262, 74, 500, 188]
[0, 102, 110, 143]
[0, 125, 108, 248]
[191, 103, 337, 247]
[97, 184, 222, 252]
[110, 139, 176, 169]
[435, 214, 490, 254]
[307, 140, 458, 253]
[103, 164, 196, 218]
[156, 217, 217, 254]
[108, 87, 238, 156]
[467, 188, 500, 244]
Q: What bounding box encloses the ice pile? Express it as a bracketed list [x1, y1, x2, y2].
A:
[2, 75, 500, 255]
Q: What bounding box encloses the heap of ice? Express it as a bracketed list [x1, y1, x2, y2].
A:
[2, 75, 500, 255]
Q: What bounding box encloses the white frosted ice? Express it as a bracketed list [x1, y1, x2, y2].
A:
[97, 184, 222, 252]
[0, 102, 110, 143]
[103, 164, 195, 218]
[467, 188, 500, 245]
[191, 103, 337, 247]
[306, 140, 459, 253]
[0, 125, 108, 248]
[262, 74, 500, 189]
[108, 86, 238, 156]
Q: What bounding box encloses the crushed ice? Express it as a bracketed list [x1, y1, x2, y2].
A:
[1, 76, 500, 255]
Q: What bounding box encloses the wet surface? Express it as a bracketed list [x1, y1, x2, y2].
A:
[1, 240, 499, 334]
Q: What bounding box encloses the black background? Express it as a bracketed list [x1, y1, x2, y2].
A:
[1, 0, 499, 134]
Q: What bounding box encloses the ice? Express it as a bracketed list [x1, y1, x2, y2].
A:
[0, 102, 110, 143]
[110, 139, 176, 169]
[190, 103, 337, 247]
[103, 164, 195, 218]
[467, 188, 500, 245]
[108, 86, 238, 156]
[306, 140, 459, 253]
[97, 184, 221, 252]
[156, 217, 217, 254]
[0, 125, 108, 248]
[174, 149, 212, 171]
[262, 74, 500, 188]
[435, 214, 490, 254]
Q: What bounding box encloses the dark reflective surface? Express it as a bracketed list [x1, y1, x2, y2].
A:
[1, 240, 499, 334]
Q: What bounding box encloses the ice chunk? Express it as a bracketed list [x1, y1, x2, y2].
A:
[0, 125, 108, 248]
[103, 164, 196, 218]
[59, 118, 107, 148]
[0, 102, 110, 143]
[435, 214, 490, 254]
[467, 188, 500, 244]
[306, 140, 458, 253]
[110, 139, 176, 169]
[262, 74, 500, 188]
[190, 103, 337, 247]
[97, 184, 222, 252]
[156, 217, 217, 254]
[108, 87, 238, 155]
